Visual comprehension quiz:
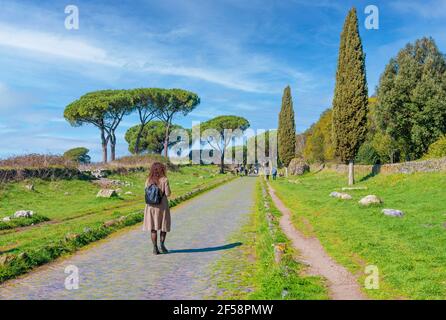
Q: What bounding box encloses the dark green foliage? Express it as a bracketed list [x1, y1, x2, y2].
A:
[63, 147, 91, 164]
[200, 116, 250, 173]
[278, 86, 296, 167]
[332, 8, 368, 163]
[125, 121, 184, 154]
[376, 37, 446, 160]
[355, 141, 380, 165]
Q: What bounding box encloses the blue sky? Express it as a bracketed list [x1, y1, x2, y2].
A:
[0, 0, 445, 161]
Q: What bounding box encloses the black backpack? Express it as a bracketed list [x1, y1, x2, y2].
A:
[145, 184, 164, 205]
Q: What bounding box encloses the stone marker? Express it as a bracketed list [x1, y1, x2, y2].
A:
[288, 158, 310, 176]
[0, 254, 15, 266]
[358, 195, 382, 206]
[330, 191, 352, 200]
[273, 243, 286, 264]
[342, 186, 367, 191]
[382, 209, 404, 217]
[14, 210, 34, 218]
[96, 189, 118, 198]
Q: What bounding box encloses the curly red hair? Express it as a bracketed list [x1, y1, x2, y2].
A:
[147, 162, 167, 185]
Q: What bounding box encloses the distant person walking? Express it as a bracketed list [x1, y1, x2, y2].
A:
[144, 162, 171, 255]
[264, 166, 270, 180]
[272, 166, 277, 180]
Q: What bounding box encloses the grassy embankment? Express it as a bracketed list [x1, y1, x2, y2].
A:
[271, 170, 446, 300]
[208, 180, 328, 300]
[0, 165, 233, 282]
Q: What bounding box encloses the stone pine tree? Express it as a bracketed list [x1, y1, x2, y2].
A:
[278, 86, 296, 167]
[332, 8, 368, 185]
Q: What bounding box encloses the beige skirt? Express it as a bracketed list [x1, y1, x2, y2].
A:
[143, 196, 171, 232]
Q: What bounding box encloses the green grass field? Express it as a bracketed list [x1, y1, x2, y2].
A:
[0, 165, 225, 254]
[209, 180, 328, 299]
[271, 170, 446, 299]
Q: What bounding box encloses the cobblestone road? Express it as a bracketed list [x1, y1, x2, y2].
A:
[0, 177, 256, 300]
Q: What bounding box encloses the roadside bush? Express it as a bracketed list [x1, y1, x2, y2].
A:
[63, 148, 91, 164]
[423, 136, 446, 159]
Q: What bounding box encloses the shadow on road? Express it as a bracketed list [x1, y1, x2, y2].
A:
[168, 242, 242, 254]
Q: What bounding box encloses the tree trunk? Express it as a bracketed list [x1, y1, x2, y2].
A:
[134, 125, 145, 154]
[101, 128, 108, 163]
[163, 121, 171, 158]
[348, 159, 355, 186]
[111, 143, 116, 162]
[220, 153, 225, 174]
[110, 133, 116, 162]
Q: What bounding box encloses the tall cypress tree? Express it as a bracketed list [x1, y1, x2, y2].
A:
[278, 86, 296, 167]
[332, 8, 368, 185]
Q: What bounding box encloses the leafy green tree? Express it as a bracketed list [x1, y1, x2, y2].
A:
[278, 86, 296, 167]
[63, 147, 91, 164]
[332, 8, 368, 185]
[125, 121, 184, 154]
[158, 89, 200, 157]
[64, 90, 133, 162]
[201, 116, 250, 173]
[303, 109, 334, 163]
[128, 88, 160, 154]
[376, 37, 446, 160]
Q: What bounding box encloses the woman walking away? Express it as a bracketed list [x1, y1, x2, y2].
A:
[143, 162, 171, 255]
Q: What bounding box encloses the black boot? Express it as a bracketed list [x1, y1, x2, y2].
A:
[160, 243, 169, 254]
[153, 245, 160, 255]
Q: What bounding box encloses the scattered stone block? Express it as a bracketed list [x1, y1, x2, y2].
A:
[288, 158, 310, 176]
[2, 216, 11, 222]
[330, 191, 352, 200]
[342, 186, 368, 191]
[0, 254, 15, 266]
[103, 219, 118, 228]
[96, 189, 118, 198]
[25, 184, 34, 191]
[382, 209, 404, 217]
[358, 195, 382, 206]
[65, 233, 79, 241]
[125, 191, 133, 195]
[14, 210, 34, 218]
[273, 243, 286, 264]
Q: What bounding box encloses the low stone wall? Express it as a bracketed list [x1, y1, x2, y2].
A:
[327, 157, 446, 175]
[0, 167, 88, 184]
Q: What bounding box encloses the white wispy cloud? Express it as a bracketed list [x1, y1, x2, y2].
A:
[0, 22, 302, 94]
[0, 24, 117, 66]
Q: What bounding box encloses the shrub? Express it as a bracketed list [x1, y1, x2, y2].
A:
[423, 136, 446, 159]
[63, 148, 91, 164]
[355, 142, 380, 165]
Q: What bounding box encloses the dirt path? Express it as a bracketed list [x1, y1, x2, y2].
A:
[267, 183, 367, 300]
[0, 177, 257, 300]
